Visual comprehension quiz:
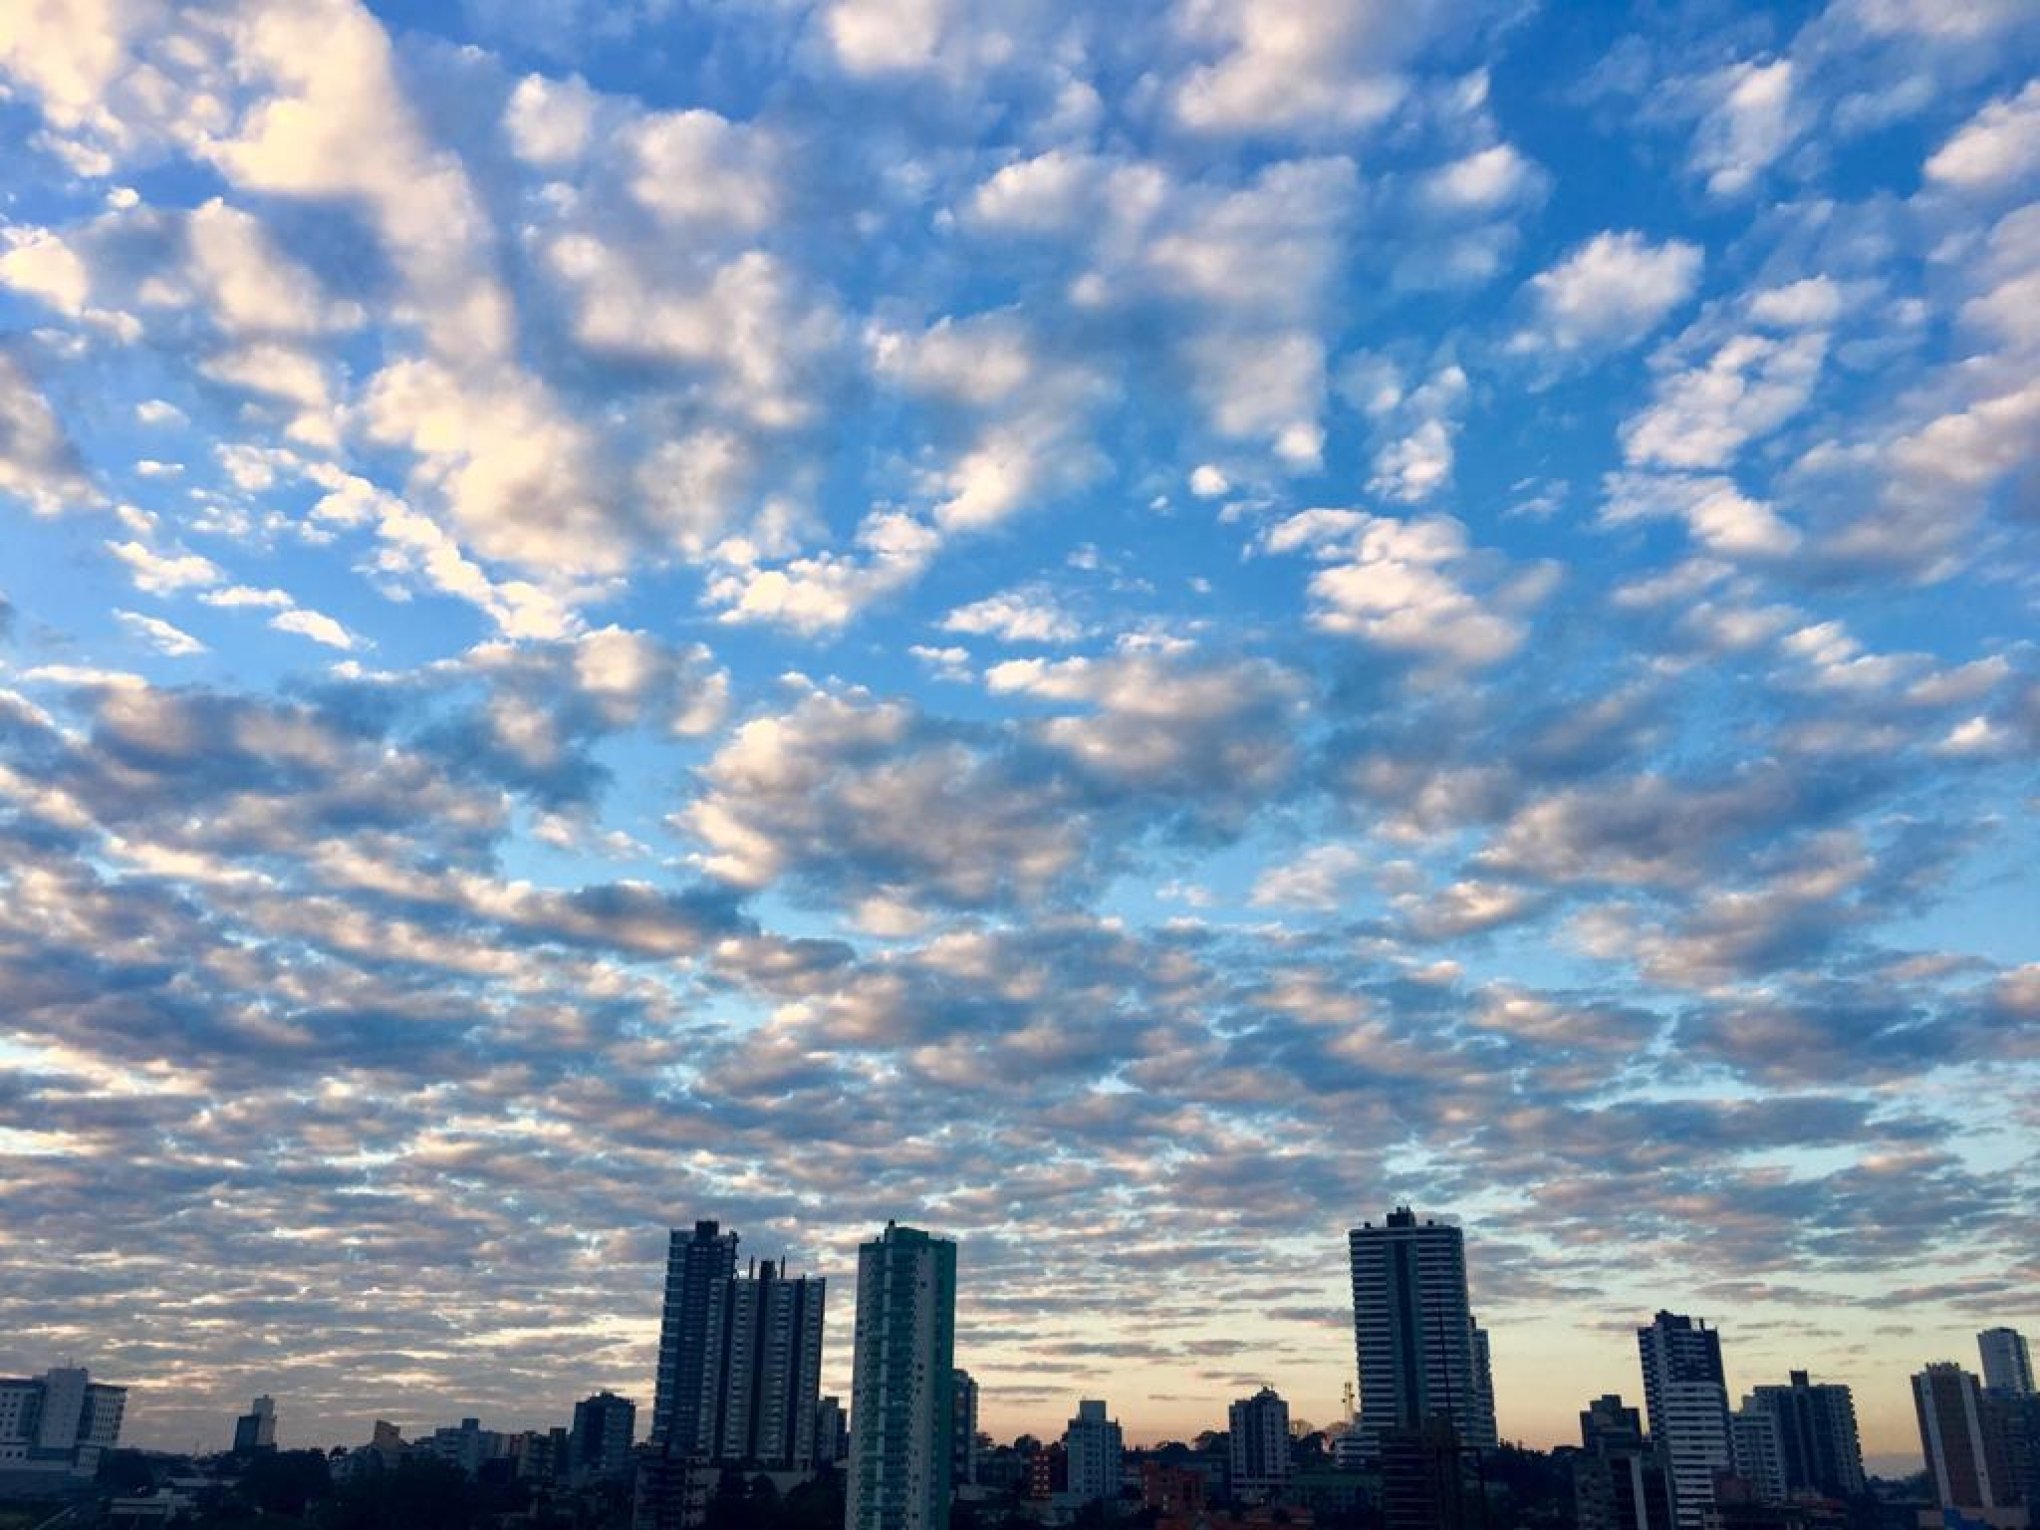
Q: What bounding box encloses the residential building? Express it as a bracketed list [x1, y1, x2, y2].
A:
[702, 1257, 826, 1469]
[423, 1417, 507, 1477]
[845, 1222, 957, 1530]
[1379, 1416, 1476, 1530]
[1915, 1363, 2011, 1511]
[1729, 1404, 1785, 1504]
[232, 1395, 277, 1455]
[1739, 1372, 1864, 1500]
[653, 1220, 740, 1452]
[0, 1367, 127, 1476]
[1065, 1399, 1123, 1505]
[1349, 1208, 1498, 1454]
[1982, 1331, 2037, 1399]
[814, 1395, 848, 1467]
[1141, 1461, 1208, 1516]
[1637, 1312, 1733, 1530]
[1574, 1395, 1674, 1530]
[636, 1451, 715, 1530]
[1228, 1387, 1290, 1506]
[952, 1372, 978, 1490]
[573, 1392, 638, 1482]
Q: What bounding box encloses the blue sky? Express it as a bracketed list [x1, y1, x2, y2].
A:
[0, 0, 2035, 1466]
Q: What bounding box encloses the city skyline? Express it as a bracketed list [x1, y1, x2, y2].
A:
[1, 0, 2036, 1489]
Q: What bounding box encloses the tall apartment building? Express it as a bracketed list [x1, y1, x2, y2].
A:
[1914, 1362, 2012, 1511]
[233, 1395, 278, 1454]
[573, 1392, 638, 1482]
[0, 1367, 126, 1476]
[1573, 1395, 1674, 1530]
[1348, 1208, 1497, 1453]
[1636, 1312, 1733, 1530]
[1064, 1399, 1123, 1505]
[701, 1258, 826, 1469]
[1982, 1330, 2037, 1398]
[653, 1221, 740, 1451]
[846, 1223, 956, 1530]
[1728, 1404, 1785, 1504]
[1228, 1386, 1291, 1506]
[952, 1372, 979, 1490]
[1739, 1371, 1865, 1500]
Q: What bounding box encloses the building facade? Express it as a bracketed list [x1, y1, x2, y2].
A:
[1574, 1395, 1674, 1530]
[233, 1395, 277, 1455]
[653, 1220, 740, 1452]
[701, 1258, 826, 1469]
[1636, 1312, 1733, 1530]
[952, 1371, 978, 1490]
[1064, 1399, 1123, 1505]
[846, 1223, 957, 1530]
[1982, 1330, 2037, 1399]
[1348, 1208, 1498, 1454]
[0, 1368, 126, 1476]
[573, 1392, 638, 1482]
[1739, 1371, 1865, 1500]
[1228, 1386, 1291, 1506]
[1914, 1363, 2010, 1511]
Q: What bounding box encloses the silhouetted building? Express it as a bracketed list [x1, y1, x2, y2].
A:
[1229, 1387, 1291, 1506]
[1637, 1313, 1732, 1530]
[703, 1257, 825, 1469]
[952, 1371, 978, 1489]
[0, 1367, 126, 1476]
[573, 1392, 637, 1482]
[814, 1395, 848, 1467]
[232, 1395, 277, 1455]
[1574, 1395, 1674, 1530]
[654, 1221, 740, 1452]
[424, 1417, 507, 1477]
[1983, 1331, 2037, 1399]
[1142, 1461, 1209, 1516]
[1730, 1404, 1786, 1504]
[846, 1223, 956, 1530]
[636, 1450, 715, 1530]
[1349, 1208, 1497, 1454]
[1065, 1399, 1123, 1505]
[1914, 1363, 2011, 1512]
[1380, 1417, 1476, 1530]
[1739, 1372, 1864, 1500]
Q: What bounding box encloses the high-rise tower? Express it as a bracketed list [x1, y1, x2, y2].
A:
[1636, 1312, 1732, 1530]
[652, 1220, 739, 1451]
[1980, 1329, 2036, 1397]
[1914, 1362, 2010, 1511]
[846, 1223, 956, 1530]
[701, 1257, 826, 1469]
[1348, 1208, 1498, 1452]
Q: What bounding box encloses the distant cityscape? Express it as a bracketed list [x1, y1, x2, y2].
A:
[4, 1208, 2035, 1530]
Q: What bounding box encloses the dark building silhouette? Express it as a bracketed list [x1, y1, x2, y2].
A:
[572, 1391, 637, 1482]
[653, 1221, 740, 1452]
[1349, 1208, 1497, 1455]
[1738, 1372, 1863, 1500]
[1574, 1394, 1674, 1530]
[231, 1395, 277, 1455]
[1380, 1417, 1478, 1530]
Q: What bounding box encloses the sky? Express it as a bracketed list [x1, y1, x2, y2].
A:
[0, 0, 2035, 1472]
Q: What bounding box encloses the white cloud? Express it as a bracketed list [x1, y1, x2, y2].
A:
[105, 540, 222, 594]
[1189, 464, 1229, 498]
[1250, 844, 1365, 910]
[706, 510, 941, 634]
[1748, 276, 1847, 328]
[116, 610, 207, 657]
[1419, 144, 1541, 213]
[1690, 58, 1799, 197]
[941, 586, 1085, 645]
[503, 72, 598, 167]
[0, 228, 92, 316]
[1601, 473, 1802, 560]
[0, 353, 96, 514]
[1261, 508, 1540, 668]
[623, 108, 778, 233]
[1622, 331, 1827, 470]
[1511, 231, 1703, 354]
[269, 607, 356, 650]
[1924, 80, 2040, 194]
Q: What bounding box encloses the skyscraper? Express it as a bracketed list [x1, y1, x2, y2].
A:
[233, 1395, 278, 1455]
[952, 1371, 978, 1490]
[1064, 1399, 1123, 1505]
[846, 1223, 956, 1530]
[1739, 1371, 1865, 1499]
[1227, 1387, 1291, 1506]
[1636, 1312, 1732, 1530]
[1981, 1329, 2036, 1397]
[653, 1221, 739, 1452]
[1348, 1207, 1498, 1452]
[572, 1392, 638, 1482]
[701, 1257, 826, 1469]
[1914, 1362, 2010, 1511]
[1573, 1395, 1674, 1530]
